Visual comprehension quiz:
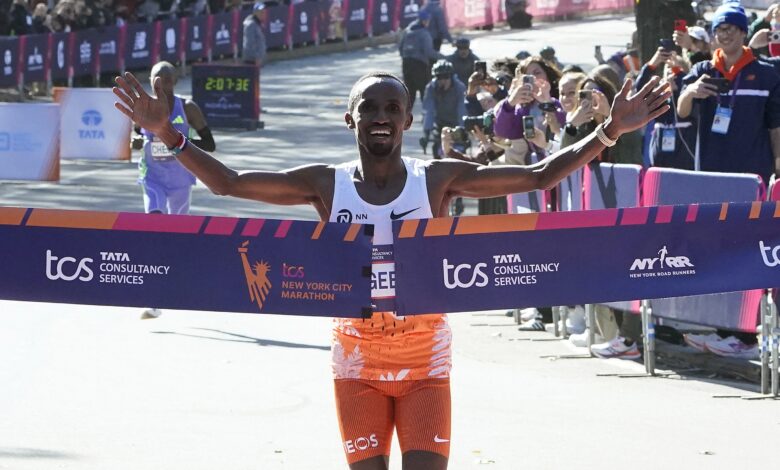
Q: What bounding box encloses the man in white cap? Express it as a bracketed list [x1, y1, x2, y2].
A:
[674, 24, 712, 65]
[242, 2, 267, 68]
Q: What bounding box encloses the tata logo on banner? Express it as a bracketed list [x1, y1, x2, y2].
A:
[442, 259, 488, 289]
[79, 110, 105, 140]
[46, 250, 94, 282]
[759, 241, 780, 267]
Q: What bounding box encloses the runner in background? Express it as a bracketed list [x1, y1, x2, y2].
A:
[114, 68, 669, 469]
[130, 61, 215, 319]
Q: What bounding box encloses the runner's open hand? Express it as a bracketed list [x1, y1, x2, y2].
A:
[113, 72, 170, 135]
[606, 76, 671, 136]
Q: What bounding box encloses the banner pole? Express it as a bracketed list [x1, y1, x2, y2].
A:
[641, 299, 656, 375]
[586, 304, 595, 355]
[760, 292, 770, 395]
[770, 293, 778, 397]
[552, 306, 560, 337]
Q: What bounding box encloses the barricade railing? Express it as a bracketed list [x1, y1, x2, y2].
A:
[0, 0, 635, 93]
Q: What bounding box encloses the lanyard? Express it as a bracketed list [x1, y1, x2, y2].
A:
[715, 69, 743, 109]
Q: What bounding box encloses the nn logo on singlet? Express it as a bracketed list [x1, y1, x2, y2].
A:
[238, 241, 272, 310]
[336, 209, 368, 223]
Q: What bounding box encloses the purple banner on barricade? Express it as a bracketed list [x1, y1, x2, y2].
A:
[0, 37, 21, 88]
[290, 2, 320, 46]
[158, 19, 183, 63]
[397, 0, 423, 29]
[72, 29, 99, 78]
[371, 0, 395, 35]
[0, 208, 372, 318]
[210, 11, 237, 58]
[50, 32, 71, 81]
[184, 15, 209, 61]
[265, 3, 291, 49]
[95, 26, 122, 73]
[392, 202, 780, 316]
[20, 34, 49, 83]
[124, 22, 155, 70]
[345, 0, 370, 37]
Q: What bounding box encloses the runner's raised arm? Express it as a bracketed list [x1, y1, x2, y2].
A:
[113, 72, 333, 210]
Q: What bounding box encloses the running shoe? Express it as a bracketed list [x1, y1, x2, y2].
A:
[568, 328, 605, 348]
[704, 336, 759, 359]
[518, 318, 546, 331]
[141, 308, 162, 319]
[591, 336, 641, 360]
[683, 333, 721, 352]
[519, 307, 540, 323]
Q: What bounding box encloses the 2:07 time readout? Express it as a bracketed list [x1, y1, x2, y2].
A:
[204, 77, 251, 92]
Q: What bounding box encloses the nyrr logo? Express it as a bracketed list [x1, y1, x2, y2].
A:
[759, 241, 780, 267]
[630, 246, 694, 271]
[238, 241, 273, 310]
[46, 250, 94, 282]
[442, 258, 488, 289]
[344, 434, 379, 454]
[79, 110, 105, 140]
[335, 209, 368, 223]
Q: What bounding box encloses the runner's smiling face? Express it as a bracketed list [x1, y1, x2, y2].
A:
[346, 78, 413, 159]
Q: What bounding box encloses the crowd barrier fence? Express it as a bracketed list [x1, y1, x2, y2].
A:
[0, 0, 633, 90]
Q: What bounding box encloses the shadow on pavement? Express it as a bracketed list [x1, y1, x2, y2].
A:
[151, 327, 330, 351]
[0, 447, 79, 460]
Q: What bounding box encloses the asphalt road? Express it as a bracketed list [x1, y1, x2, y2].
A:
[1, 15, 778, 470]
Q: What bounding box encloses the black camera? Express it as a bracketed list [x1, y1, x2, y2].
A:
[463, 110, 495, 136]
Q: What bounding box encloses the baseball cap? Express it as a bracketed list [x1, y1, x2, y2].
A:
[253, 2, 265, 11]
[455, 37, 470, 48]
[418, 10, 431, 21]
[687, 25, 710, 43]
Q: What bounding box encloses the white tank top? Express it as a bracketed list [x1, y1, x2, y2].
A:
[329, 156, 433, 311]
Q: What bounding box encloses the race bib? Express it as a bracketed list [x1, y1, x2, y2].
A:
[711, 106, 732, 135]
[151, 140, 174, 161]
[371, 245, 396, 312]
[661, 128, 676, 152]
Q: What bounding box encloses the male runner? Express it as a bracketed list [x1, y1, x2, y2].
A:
[113, 70, 669, 470]
[132, 61, 215, 319]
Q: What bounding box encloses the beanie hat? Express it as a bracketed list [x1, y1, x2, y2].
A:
[418, 10, 431, 21]
[711, 2, 748, 33]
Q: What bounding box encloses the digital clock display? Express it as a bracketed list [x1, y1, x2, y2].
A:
[204, 77, 251, 92]
[192, 64, 260, 129]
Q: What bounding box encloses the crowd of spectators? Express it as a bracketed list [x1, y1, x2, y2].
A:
[0, 0, 246, 36]
[398, 1, 780, 361]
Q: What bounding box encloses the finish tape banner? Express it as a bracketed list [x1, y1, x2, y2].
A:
[392, 202, 780, 316]
[0, 208, 372, 318]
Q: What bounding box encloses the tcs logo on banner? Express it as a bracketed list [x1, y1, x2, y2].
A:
[344, 434, 379, 454]
[442, 259, 488, 289]
[46, 250, 94, 282]
[760, 241, 780, 267]
[282, 263, 305, 278]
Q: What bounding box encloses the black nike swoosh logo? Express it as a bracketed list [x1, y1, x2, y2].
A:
[390, 207, 420, 220]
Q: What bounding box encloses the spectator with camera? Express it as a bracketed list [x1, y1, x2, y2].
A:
[674, 25, 712, 65]
[636, 46, 695, 170]
[421, 60, 466, 160]
[677, 2, 780, 184]
[9, 0, 32, 36]
[398, 10, 443, 108]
